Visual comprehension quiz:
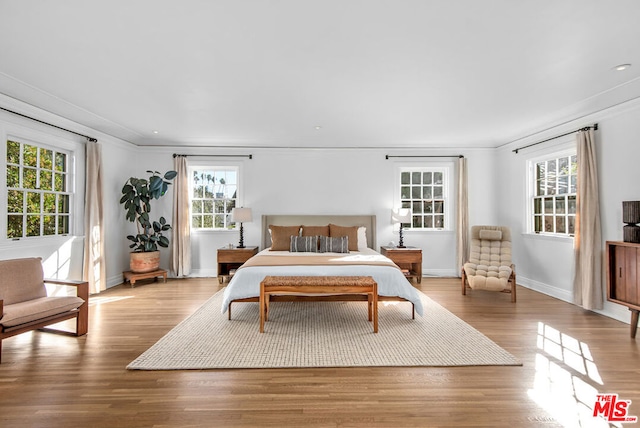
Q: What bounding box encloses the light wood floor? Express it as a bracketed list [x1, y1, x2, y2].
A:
[1, 277, 638, 428]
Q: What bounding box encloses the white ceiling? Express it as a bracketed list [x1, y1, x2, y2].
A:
[1, 0, 639, 148]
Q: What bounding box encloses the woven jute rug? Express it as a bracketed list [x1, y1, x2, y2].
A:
[127, 289, 520, 370]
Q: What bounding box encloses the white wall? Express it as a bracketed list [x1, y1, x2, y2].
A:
[0, 94, 141, 288]
[496, 98, 640, 325]
[4, 91, 639, 331]
[100, 139, 141, 287]
[138, 146, 497, 278]
[0, 108, 498, 285]
[0, 106, 86, 279]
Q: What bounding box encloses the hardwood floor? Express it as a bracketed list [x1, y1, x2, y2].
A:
[1, 277, 638, 427]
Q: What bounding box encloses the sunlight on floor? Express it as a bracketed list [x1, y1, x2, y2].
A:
[528, 322, 620, 428]
[88, 295, 134, 306]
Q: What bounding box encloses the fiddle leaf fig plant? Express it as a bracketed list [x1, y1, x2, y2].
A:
[120, 170, 178, 252]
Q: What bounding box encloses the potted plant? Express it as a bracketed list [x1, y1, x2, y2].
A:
[120, 170, 177, 273]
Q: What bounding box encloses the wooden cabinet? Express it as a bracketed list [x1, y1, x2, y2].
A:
[606, 241, 640, 338]
[380, 246, 422, 284]
[217, 246, 258, 284]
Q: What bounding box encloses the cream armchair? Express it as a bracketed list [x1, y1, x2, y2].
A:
[461, 225, 516, 302]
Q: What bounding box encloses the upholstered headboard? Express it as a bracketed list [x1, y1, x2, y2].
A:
[261, 215, 377, 250]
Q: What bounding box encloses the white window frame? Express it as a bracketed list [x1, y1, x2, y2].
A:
[1, 126, 82, 244]
[527, 146, 577, 237]
[188, 161, 244, 232]
[395, 163, 453, 231]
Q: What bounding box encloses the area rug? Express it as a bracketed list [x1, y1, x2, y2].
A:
[127, 289, 521, 370]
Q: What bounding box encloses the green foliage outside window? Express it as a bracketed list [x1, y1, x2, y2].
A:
[190, 168, 238, 229]
[6, 140, 70, 239]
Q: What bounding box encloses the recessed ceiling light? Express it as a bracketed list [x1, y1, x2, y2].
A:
[613, 64, 631, 71]
[314, 126, 322, 130]
[152, 130, 159, 134]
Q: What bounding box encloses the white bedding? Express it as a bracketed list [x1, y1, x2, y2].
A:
[221, 248, 424, 316]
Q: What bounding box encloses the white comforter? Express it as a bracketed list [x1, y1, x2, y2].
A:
[221, 248, 424, 316]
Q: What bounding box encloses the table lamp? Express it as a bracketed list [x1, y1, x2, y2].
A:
[231, 207, 252, 248]
[391, 208, 412, 248]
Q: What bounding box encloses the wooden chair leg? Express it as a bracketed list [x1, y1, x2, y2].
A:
[76, 304, 88, 336]
[461, 268, 467, 295]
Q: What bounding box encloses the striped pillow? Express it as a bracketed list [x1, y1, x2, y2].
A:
[319, 236, 349, 253]
[290, 236, 319, 252]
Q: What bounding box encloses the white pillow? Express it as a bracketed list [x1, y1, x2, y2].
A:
[357, 227, 368, 250]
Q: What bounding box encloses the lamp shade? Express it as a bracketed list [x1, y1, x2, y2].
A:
[623, 201, 640, 224]
[391, 208, 411, 224]
[231, 207, 252, 223]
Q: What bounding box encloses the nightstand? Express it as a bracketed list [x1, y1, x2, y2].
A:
[217, 246, 259, 284]
[380, 246, 422, 284]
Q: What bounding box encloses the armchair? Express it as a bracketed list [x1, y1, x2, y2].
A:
[0, 258, 88, 363]
[461, 225, 516, 302]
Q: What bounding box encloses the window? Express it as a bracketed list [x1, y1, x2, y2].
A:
[190, 166, 239, 229]
[531, 152, 577, 235]
[399, 167, 448, 229]
[6, 139, 71, 239]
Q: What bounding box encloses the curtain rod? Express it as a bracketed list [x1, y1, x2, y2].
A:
[385, 154, 464, 159]
[512, 124, 598, 154]
[0, 106, 97, 142]
[173, 153, 253, 159]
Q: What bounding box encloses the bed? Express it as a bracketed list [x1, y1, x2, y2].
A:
[221, 214, 424, 317]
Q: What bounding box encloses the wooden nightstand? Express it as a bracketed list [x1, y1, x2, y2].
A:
[380, 246, 422, 284]
[217, 246, 259, 284]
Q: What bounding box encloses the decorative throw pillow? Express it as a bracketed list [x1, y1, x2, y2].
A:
[301, 225, 329, 237]
[328, 224, 359, 251]
[290, 235, 319, 252]
[269, 225, 301, 251]
[319, 235, 349, 253]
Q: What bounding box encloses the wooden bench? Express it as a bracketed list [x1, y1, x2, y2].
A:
[259, 276, 378, 333]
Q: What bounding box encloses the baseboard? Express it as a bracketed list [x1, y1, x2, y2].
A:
[107, 273, 125, 289]
[517, 276, 573, 303]
[187, 268, 218, 278]
[423, 269, 459, 278]
[518, 275, 633, 325]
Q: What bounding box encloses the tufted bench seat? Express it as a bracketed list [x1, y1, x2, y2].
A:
[0, 258, 89, 363]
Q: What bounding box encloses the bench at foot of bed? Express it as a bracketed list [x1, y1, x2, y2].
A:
[226, 280, 415, 323]
[259, 276, 378, 333]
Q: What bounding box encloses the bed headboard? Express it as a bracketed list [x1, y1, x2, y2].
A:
[261, 214, 377, 250]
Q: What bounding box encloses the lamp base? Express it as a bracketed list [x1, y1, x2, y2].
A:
[237, 222, 245, 248]
[398, 225, 406, 248]
[624, 224, 640, 243]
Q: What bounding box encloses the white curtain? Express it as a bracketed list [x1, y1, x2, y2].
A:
[83, 141, 106, 294]
[456, 156, 469, 274]
[171, 155, 191, 276]
[573, 129, 603, 310]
